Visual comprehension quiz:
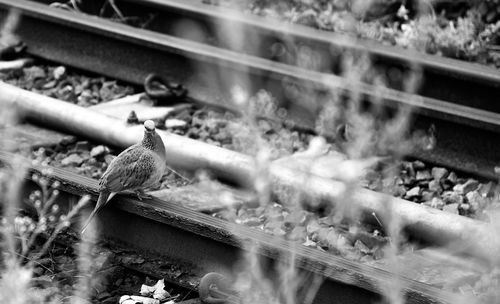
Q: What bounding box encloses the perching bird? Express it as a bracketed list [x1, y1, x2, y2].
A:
[81, 120, 167, 234]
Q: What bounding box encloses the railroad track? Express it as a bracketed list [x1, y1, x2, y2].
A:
[0, 151, 471, 304]
[0, 85, 497, 303]
[1, 0, 499, 179]
[33, 0, 500, 112]
[0, 1, 499, 303]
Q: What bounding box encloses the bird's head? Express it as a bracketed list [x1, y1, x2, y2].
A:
[144, 120, 156, 133]
[141, 120, 166, 159]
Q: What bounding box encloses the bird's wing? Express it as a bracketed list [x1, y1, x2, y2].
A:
[100, 147, 156, 192]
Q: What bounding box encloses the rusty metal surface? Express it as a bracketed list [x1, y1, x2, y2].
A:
[2, 88, 499, 264]
[0, 1, 499, 174]
[136, 0, 500, 111]
[1, 152, 457, 304]
[37, 0, 500, 114]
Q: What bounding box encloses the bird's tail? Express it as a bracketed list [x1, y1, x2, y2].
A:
[81, 191, 115, 234]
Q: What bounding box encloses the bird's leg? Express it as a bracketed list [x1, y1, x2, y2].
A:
[134, 189, 153, 200]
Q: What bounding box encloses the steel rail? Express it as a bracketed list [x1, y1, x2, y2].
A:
[34, 0, 500, 114]
[0, 151, 466, 304]
[4, 81, 500, 264]
[1, 0, 499, 179]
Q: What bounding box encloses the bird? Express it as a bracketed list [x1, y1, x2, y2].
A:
[81, 120, 167, 234]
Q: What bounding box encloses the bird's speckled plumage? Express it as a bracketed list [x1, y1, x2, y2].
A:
[81, 120, 166, 234]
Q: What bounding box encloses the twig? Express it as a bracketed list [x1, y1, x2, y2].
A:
[166, 165, 192, 183]
[372, 212, 383, 227]
[108, 0, 125, 21]
[10, 251, 54, 275]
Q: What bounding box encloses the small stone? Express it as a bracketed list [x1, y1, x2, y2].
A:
[443, 203, 459, 214]
[61, 154, 84, 166]
[140, 279, 170, 301]
[416, 170, 432, 181]
[306, 220, 321, 234]
[442, 191, 464, 205]
[302, 236, 317, 247]
[165, 119, 187, 129]
[431, 167, 448, 181]
[272, 227, 286, 236]
[104, 154, 115, 165]
[391, 185, 406, 197]
[265, 220, 285, 236]
[401, 162, 415, 179]
[285, 209, 311, 226]
[314, 227, 332, 247]
[453, 179, 479, 195]
[447, 172, 458, 184]
[354, 240, 371, 254]
[90, 145, 108, 158]
[401, 174, 415, 186]
[466, 191, 488, 212]
[421, 191, 434, 202]
[412, 160, 426, 170]
[77, 89, 93, 105]
[367, 179, 383, 191]
[287, 226, 306, 241]
[24, 66, 46, 80]
[429, 197, 445, 209]
[133, 257, 145, 264]
[119, 295, 159, 304]
[394, 177, 404, 185]
[478, 182, 496, 198]
[74, 141, 91, 152]
[94, 251, 116, 269]
[318, 216, 336, 226]
[428, 180, 442, 194]
[60, 136, 77, 146]
[127, 110, 139, 124]
[405, 186, 420, 199]
[53, 66, 66, 80]
[120, 255, 144, 265]
[459, 203, 470, 212]
[97, 292, 112, 300]
[240, 217, 262, 227]
[42, 80, 57, 89]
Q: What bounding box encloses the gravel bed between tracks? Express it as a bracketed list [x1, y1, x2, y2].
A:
[3, 62, 500, 262]
[0, 65, 135, 107]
